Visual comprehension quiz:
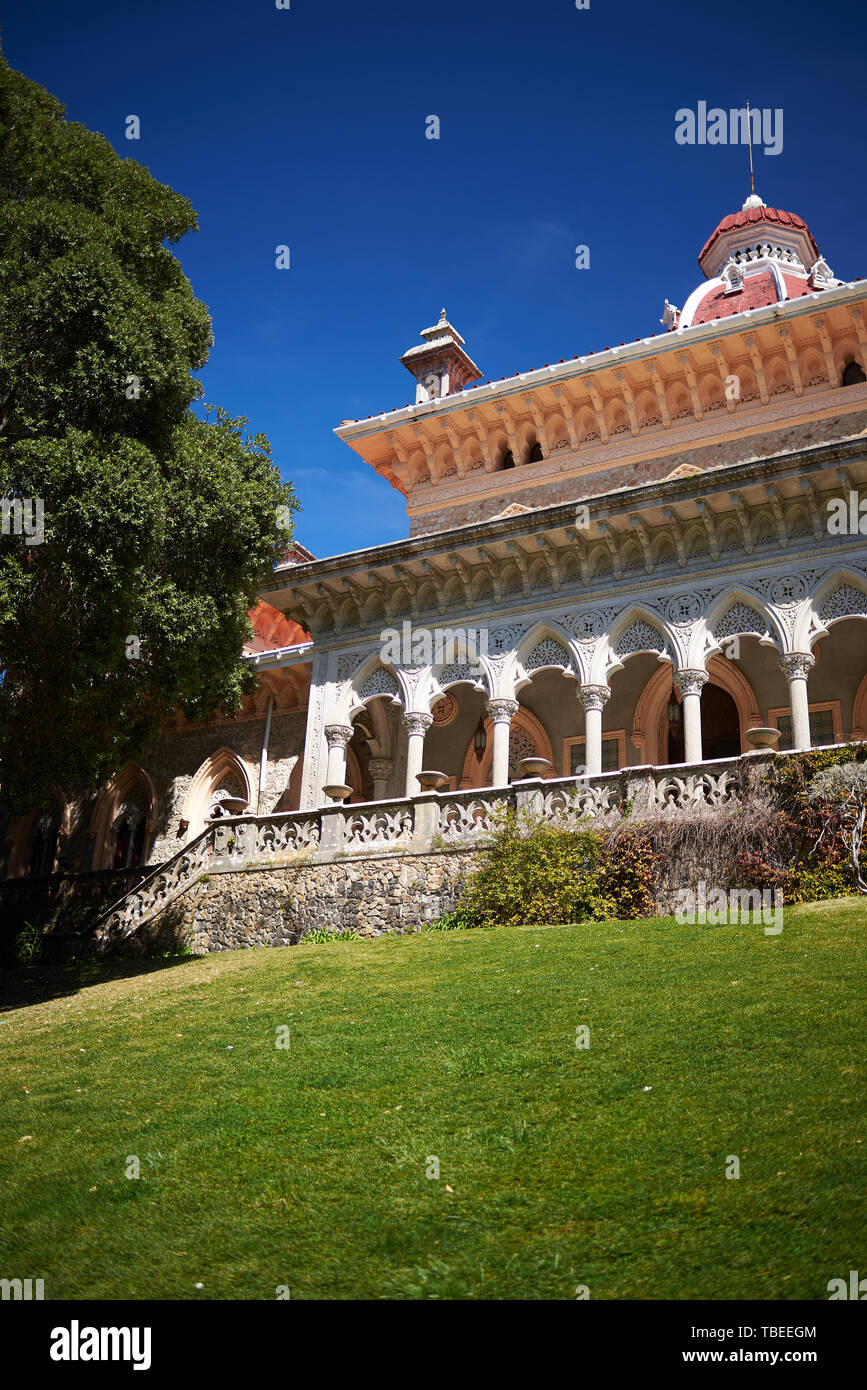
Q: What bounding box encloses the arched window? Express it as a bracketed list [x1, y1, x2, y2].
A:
[28, 807, 60, 877]
[181, 749, 254, 841]
[842, 359, 866, 386]
[501, 450, 515, 470]
[528, 441, 543, 463]
[111, 805, 148, 869]
[88, 765, 156, 872]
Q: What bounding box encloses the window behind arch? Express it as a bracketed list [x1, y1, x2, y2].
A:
[501, 450, 515, 470]
[28, 806, 60, 877]
[112, 814, 147, 870]
[528, 442, 543, 463]
[842, 359, 866, 386]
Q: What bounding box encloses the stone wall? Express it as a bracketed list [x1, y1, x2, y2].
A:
[184, 847, 478, 952]
[148, 708, 306, 862]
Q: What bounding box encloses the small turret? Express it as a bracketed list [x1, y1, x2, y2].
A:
[399, 309, 483, 403]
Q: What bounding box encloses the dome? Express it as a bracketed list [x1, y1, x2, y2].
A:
[698, 202, 818, 274]
[671, 195, 839, 332]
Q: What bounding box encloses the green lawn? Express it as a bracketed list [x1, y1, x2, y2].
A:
[1, 899, 865, 1300]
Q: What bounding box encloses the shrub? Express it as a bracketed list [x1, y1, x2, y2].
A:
[300, 927, 361, 944]
[15, 920, 43, 965]
[597, 827, 656, 919]
[436, 809, 658, 930]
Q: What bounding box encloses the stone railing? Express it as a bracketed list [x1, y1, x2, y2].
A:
[94, 751, 777, 946]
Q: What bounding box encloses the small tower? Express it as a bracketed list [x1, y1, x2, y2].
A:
[400, 309, 483, 404]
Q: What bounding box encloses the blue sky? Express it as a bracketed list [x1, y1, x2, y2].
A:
[4, 0, 866, 559]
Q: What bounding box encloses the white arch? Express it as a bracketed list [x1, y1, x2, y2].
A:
[512, 620, 580, 694]
[595, 605, 677, 684]
[346, 654, 404, 720]
[800, 568, 867, 650]
[693, 585, 786, 665]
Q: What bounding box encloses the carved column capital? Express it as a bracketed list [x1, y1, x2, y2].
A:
[486, 698, 519, 724]
[778, 652, 815, 682]
[674, 668, 709, 698]
[324, 723, 354, 750]
[402, 711, 433, 738]
[578, 684, 611, 712]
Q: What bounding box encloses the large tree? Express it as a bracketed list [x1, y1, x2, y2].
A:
[0, 51, 297, 812]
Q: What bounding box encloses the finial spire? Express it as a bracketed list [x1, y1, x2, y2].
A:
[746, 99, 756, 198]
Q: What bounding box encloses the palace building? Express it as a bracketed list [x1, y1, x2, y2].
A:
[4, 192, 867, 886]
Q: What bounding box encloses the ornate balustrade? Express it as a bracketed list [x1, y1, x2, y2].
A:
[94, 750, 780, 946]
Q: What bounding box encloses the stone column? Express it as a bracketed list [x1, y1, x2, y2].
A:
[324, 724, 354, 789]
[779, 653, 815, 750]
[675, 669, 709, 765]
[403, 712, 433, 797]
[298, 649, 330, 810]
[368, 758, 393, 802]
[487, 699, 519, 787]
[578, 684, 611, 777]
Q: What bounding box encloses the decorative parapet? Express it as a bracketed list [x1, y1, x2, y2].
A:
[95, 751, 780, 948]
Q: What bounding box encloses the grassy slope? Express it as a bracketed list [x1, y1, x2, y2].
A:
[1, 900, 865, 1301]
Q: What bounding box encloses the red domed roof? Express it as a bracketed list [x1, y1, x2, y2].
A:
[688, 270, 812, 326]
[699, 205, 818, 267]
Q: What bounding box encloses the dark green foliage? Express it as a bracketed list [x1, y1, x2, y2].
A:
[0, 53, 298, 810]
[441, 809, 655, 929]
[14, 919, 42, 964]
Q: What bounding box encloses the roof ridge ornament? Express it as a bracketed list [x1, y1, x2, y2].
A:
[660, 299, 680, 330]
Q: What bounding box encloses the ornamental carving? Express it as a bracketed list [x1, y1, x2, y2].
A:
[431, 694, 458, 726]
[713, 603, 767, 640]
[616, 621, 667, 658]
[525, 638, 571, 672]
[768, 574, 807, 606]
[665, 593, 702, 625]
[337, 652, 365, 682]
[565, 610, 605, 642]
[403, 712, 433, 737]
[579, 684, 611, 712]
[508, 726, 536, 776]
[344, 804, 413, 848]
[489, 623, 529, 655]
[819, 585, 867, 622]
[325, 724, 354, 750]
[674, 669, 709, 697]
[778, 653, 815, 681]
[487, 698, 520, 724]
[439, 660, 485, 688]
[358, 667, 401, 702]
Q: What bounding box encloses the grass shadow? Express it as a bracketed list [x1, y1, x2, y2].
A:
[0, 954, 199, 1015]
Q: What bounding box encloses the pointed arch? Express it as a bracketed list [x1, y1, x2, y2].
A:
[6, 789, 71, 879]
[699, 586, 785, 664]
[631, 657, 761, 764]
[89, 762, 158, 870]
[800, 569, 867, 650]
[348, 655, 404, 719]
[182, 748, 255, 842]
[597, 606, 675, 684]
[512, 620, 577, 689]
